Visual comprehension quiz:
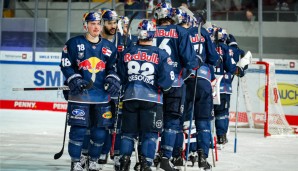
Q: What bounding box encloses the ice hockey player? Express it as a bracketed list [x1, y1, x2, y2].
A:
[118, 16, 138, 45]
[60, 11, 120, 171]
[117, 19, 175, 171]
[153, 2, 201, 171]
[172, 8, 219, 170]
[212, 26, 245, 149]
[97, 9, 134, 169]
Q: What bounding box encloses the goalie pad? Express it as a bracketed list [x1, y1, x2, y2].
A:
[237, 50, 252, 69]
[212, 75, 223, 105]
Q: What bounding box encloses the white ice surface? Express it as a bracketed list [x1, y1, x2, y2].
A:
[1, 109, 298, 171]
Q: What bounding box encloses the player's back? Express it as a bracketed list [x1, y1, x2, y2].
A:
[118, 44, 174, 103]
[154, 24, 198, 87]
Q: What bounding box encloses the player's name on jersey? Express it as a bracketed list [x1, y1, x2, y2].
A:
[124, 51, 159, 64]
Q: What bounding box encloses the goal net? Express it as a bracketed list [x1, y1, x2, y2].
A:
[229, 61, 295, 137]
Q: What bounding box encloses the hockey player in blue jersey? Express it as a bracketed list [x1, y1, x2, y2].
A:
[212, 27, 245, 149]
[153, 2, 201, 171]
[172, 8, 220, 170]
[117, 19, 175, 171]
[119, 16, 139, 45]
[60, 11, 121, 171]
[91, 9, 135, 169]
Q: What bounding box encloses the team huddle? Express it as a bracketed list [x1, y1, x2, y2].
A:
[59, 2, 249, 171]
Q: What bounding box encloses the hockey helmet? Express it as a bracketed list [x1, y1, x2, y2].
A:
[82, 12, 101, 31]
[101, 9, 118, 21]
[218, 27, 228, 42]
[119, 16, 130, 25]
[82, 12, 101, 23]
[172, 8, 189, 25]
[137, 20, 156, 41]
[154, 2, 173, 20]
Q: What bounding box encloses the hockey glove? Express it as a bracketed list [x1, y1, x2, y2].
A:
[105, 75, 121, 96]
[236, 66, 245, 78]
[68, 77, 89, 95]
[226, 34, 238, 47]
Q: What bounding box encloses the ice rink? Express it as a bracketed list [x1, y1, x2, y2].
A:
[1, 109, 298, 171]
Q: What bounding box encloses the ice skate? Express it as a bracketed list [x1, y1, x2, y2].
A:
[97, 154, 108, 170]
[217, 135, 225, 150]
[80, 154, 88, 169]
[89, 160, 100, 171]
[139, 155, 152, 171]
[71, 161, 84, 171]
[114, 155, 121, 171]
[153, 152, 162, 167]
[171, 148, 184, 167]
[188, 151, 198, 167]
[157, 157, 179, 171]
[119, 155, 131, 171]
[198, 149, 212, 171]
[134, 162, 140, 171]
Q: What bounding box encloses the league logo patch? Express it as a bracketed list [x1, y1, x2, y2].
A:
[102, 111, 112, 119]
[167, 57, 173, 65]
[78, 52, 84, 59]
[156, 120, 163, 129]
[72, 109, 85, 116]
[63, 45, 68, 53]
[102, 47, 112, 57]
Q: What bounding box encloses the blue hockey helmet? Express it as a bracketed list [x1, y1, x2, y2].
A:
[218, 27, 228, 42]
[154, 2, 173, 20]
[119, 16, 129, 25]
[101, 9, 118, 21]
[137, 19, 156, 41]
[172, 8, 189, 25]
[82, 11, 101, 23]
[82, 12, 101, 31]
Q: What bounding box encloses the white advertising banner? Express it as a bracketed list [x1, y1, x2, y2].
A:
[35, 52, 61, 62]
[0, 51, 33, 62]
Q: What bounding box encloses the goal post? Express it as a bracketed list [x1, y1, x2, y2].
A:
[229, 61, 295, 137]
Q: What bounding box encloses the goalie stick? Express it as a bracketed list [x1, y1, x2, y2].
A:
[54, 112, 68, 159]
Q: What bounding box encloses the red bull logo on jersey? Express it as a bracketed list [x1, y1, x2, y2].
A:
[124, 51, 159, 64]
[77, 57, 105, 73]
[190, 34, 205, 43]
[102, 47, 112, 57]
[154, 29, 178, 38]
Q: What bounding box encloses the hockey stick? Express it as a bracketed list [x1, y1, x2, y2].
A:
[54, 111, 68, 159]
[12, 80, 94, 91]
[124, 11, 139, 48]
[234, 76, 240, 153]
[184, 22, 201, 171]
[110, 86, 122, 158]
[184, 69, 198, 171]
[210, 122, 216, 167]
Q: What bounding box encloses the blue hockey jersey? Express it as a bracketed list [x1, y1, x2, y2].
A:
[117, 45, 175, 104]
[154, 24, 199, 87]
[60, 35, 118, 103]
[186, 27, 220, 82]
[214, 42, 237, 94]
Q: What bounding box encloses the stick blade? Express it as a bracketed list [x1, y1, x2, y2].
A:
[54, 150, 63, 160]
